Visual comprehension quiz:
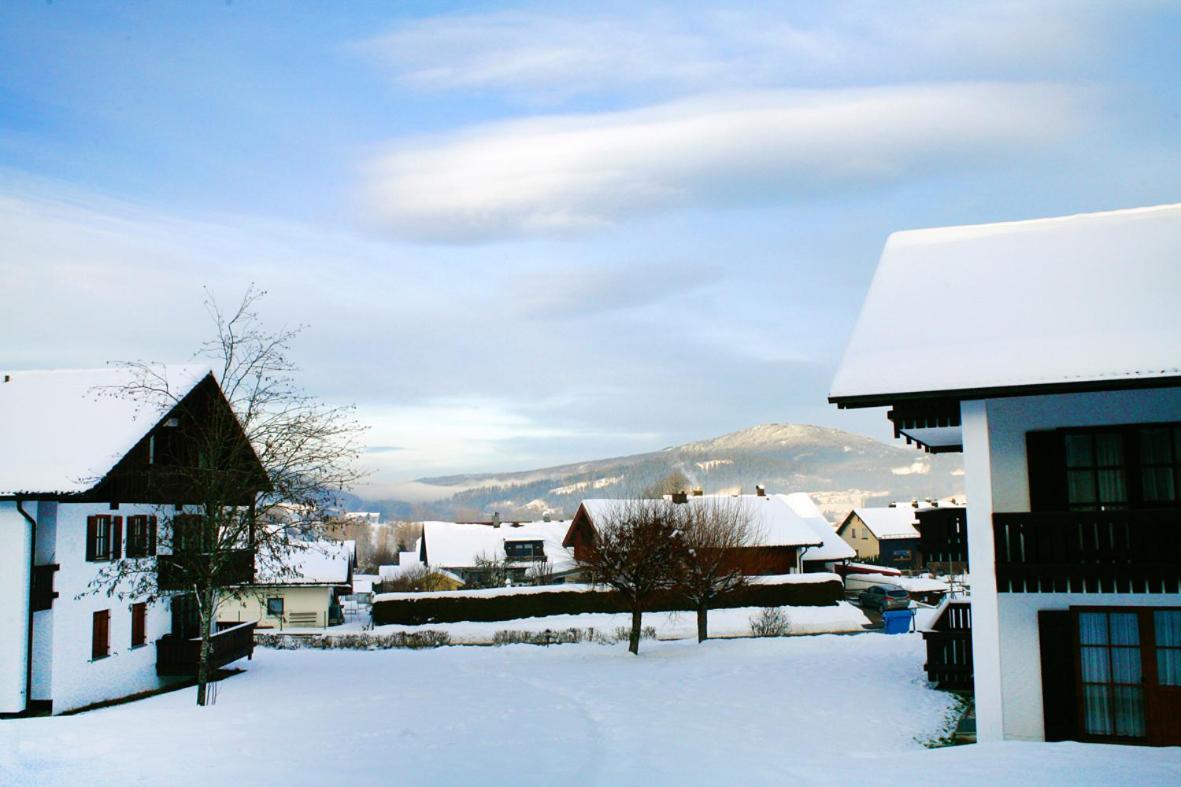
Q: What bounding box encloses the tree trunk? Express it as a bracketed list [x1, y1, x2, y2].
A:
[697, 602, 708, 642]
[196, 583, 215, 706]
[629, 606, 642, 655]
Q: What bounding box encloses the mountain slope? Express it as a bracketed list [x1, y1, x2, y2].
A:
[360, 423, 965, 522]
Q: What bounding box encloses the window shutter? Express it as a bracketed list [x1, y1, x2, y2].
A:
[149, 515, 158, 556]
[1027, 430, 1067, 512]
[85, 516, 97, 561]
[111, 516, 123, 560]
[92, 610, 110, 659]
[1038, 610, 1079, 742]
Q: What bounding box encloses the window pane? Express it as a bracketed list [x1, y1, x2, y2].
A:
[1157, 650, 1181, 687]
[1112, 686, 1146, 738]
[1079, 613, 1109, 645]
[1083, 685, 1113, 736]
[1154, 611, 1181, 647]
[1140, 428, 1174, 464]
[1142, 467, 1177, 503]
[1109, 613, 1139, 645]
[1110, 648, 1142, 684]
[1095, 433, 1125, 466]
[1068, 471, 1097, 505]
[1081, 646, 1110, 682]
[1066, 434, 1094, 467]
[1096, 470, 1127, 505]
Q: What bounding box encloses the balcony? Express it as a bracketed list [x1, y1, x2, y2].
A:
[993, 510, 1181, 594]
[156, 621, 256, 676]
[157, 549, 255, 591]
[921, 600, 972, 690]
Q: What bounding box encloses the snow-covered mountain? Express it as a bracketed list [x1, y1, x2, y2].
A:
[358, 423, 965, 522]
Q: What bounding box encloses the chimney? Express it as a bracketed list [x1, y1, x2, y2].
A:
[3, 374, 9, 383]
[492, 512, 502, 528]
[671, 491, 688, 504]
[755, 485, 766, 497]
[692, 488, 704, 497]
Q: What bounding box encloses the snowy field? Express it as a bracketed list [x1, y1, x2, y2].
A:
[3, 634, 1180, 786]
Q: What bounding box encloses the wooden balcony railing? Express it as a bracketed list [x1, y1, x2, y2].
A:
[157, 549, 255, 591]
[156, 621, 256, 676]
[993, 510, 1181, 594]
[921, 600, 972, 690]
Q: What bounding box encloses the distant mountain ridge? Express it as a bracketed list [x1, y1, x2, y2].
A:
[355, 423, 965, 523]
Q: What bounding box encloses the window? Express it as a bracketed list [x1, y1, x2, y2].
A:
[1078, 611, 1144, 738]
[86, 515, 122, 562]
[131, 602, 147, 647]
[126, 515, 157, 558]
[1065, 432, 1128, 510]
[172, 514, 208, 553]
[504, 540, 544, 560]
[1155, 610, 1181, 687]
[266, 597, 285, 618]
[92, 610, 110, 660]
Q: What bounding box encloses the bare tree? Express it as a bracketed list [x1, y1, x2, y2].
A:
[88, 286, 365, 706]
[379, 564, 457, 593]
[641, 470, 692, 498]
[574, 499, 683, 654]
[527, 558, 556, 586]
[471, 550, 510, 588]
[675, 498, 758, 642]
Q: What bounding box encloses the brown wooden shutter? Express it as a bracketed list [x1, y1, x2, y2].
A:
[111, 516, 123, 560]
[131, 603, 146, 647]
[85, 516, 98, 561]
[1027, 430, 1067, 512]
[92, 610, 110, 659]
[149, 515, 158, 556]
[1038, 609, 1079, 742]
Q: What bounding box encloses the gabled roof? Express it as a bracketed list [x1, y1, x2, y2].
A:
[0, 365, 211, 496]
[778, 493, 855, 562]
[830, 203, 1181, 408]
[576, 495, 823, 549]
[420, 520, 575, 571]
[255, 540, 353, 586]
[844, 508, 920, 541]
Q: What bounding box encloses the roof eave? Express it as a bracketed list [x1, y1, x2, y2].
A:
[830, 374, 1181, 410]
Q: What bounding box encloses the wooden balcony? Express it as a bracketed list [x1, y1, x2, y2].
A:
[993, 510, 1181, 594]
[157, 549, 255, 591]
[156, 621, 256, 676]
[921, 599, 972, 690]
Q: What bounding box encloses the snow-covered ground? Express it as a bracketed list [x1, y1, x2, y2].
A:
[277, 601, 870, 643]
[4, 634, 1179, 786]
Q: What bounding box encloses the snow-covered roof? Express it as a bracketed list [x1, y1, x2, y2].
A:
[421, 520, 575, 572]
[578, 496, 823, 549]
[256, 540, 353, 586]
[0, 365, 211, 496]
[778, 493, 856, 562]
[378, 563, 464, 585]
[846, 508, 921, 541]
[352, 574, 378, 594]
[831, 203, 1181, 404]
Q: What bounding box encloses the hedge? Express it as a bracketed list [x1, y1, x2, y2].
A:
[372, 578, 842, 626]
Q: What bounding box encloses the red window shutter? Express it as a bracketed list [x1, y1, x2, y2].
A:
[131, 603, 146, 647]
[111, 516, 123, 560]
[92, 610, 110, 659]
[86, 516, 97, 561]
[149, 515, 158, 556]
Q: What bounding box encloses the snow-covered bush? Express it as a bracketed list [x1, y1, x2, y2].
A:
[256, 630, 451, 650]
[490, 626, 657, 647]
[749, 607, 791, 637]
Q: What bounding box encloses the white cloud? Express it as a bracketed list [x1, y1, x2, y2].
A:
[357, 3, 1109, 99]
[363, 83, 1088, 242]
[892, 460, 932, 476]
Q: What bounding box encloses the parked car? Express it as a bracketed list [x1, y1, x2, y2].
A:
[858, 584, 910, 612]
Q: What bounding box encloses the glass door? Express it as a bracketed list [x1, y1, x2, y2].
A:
[1077, 610, 1145, 739]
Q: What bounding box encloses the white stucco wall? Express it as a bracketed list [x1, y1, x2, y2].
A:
[219, 585, 334, 629]
[0, 501, 33, 713]
[964, 387, 1181, 742]
[44, 502, 182, 713]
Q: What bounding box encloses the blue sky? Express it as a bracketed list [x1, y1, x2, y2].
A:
[2, 1, 1179, 498]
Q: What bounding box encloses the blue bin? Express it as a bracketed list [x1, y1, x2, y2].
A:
[882, 609, 914, 634]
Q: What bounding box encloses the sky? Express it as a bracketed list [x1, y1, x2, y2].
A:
[2, 1, 1180, 499]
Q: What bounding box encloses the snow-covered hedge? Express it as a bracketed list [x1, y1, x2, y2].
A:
[257, 630, 452, 650]
[372, 575, 843, 626]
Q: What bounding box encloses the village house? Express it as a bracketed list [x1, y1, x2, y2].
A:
[418, 519, 577, 586]
[218, 540, 355, 629]
[564, 490, 823, 575]
[830, 203, 1181, 745]
[0, 367, 264, 716]
[836, 507, 923, 570]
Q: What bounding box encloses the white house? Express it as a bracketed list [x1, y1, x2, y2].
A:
[830, 203, 1181, 745]
[218, 540, 355, 629]
[0, 366, 263, 715]
[419, 519, 576, 585]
